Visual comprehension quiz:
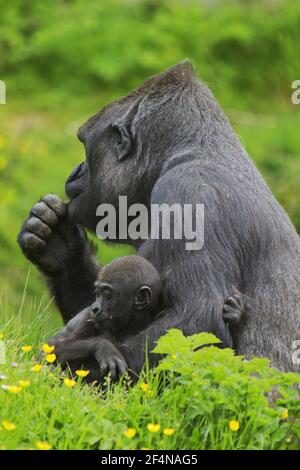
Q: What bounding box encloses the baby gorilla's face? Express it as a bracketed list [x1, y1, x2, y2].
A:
[91, 281, 115, 326]
[90, 277, 153, 334]
[90, 255, 162, 335]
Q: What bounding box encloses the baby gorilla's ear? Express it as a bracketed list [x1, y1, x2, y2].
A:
[134, 286, 152, 310]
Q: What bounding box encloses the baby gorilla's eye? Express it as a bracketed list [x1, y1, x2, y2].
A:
[101, 287, 113, 302]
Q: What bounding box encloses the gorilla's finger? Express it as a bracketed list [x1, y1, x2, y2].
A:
[107, 360, 117, 381]
[42, 194, 66, 218]
[31, 202, 59, 227]
[223, 307, 241, 326]
[226, 295, 243, 310]
[20, 232, 47, 253]
[100, 361, 108, 378]
[115, 358, 128, 376]
[26, 217, 52, 240]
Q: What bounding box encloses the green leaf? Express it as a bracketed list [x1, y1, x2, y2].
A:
[153, 329, 220, 355]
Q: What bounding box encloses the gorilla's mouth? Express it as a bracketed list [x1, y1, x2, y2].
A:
[65, 162, 86, 199]
[94, 318, 112, 331]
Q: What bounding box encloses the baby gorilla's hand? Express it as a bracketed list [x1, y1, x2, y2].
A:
[223, 293, 245, 327]
[94, 339, 128, 381]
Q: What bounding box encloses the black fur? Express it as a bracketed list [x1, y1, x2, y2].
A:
[18, 62, 300, 373]
[47, 255, 163, 382]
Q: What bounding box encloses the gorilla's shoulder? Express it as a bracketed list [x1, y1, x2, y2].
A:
[151, 155, 240, 206]
[151, 157, 204, 205]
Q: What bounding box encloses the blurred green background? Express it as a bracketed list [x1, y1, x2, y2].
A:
[1, 0, 300, 323]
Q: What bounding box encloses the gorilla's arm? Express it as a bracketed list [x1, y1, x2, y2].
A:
[49, 306, 97, 342]
[52, 336, 128, 381]
[18, 194, 100, 323]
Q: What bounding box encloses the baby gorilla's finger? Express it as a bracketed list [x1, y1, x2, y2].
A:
[42, 194, 66, 219]
[115, 357, 128, 376]
[26, 217, 52, 240]
[31, 202, 59, 227]
[223, 307, 241, 326]
[21, 232, 47, 253]
[107, 360, 117, 381]
[100, 360, 109, 378]
[225, 296, 240, 309]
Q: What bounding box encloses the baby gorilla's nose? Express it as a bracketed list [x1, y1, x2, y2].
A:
[92, 301, 101, 316]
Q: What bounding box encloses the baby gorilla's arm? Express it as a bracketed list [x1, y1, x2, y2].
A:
[53, 336, 128, 381]
[48, 307, 97, 344]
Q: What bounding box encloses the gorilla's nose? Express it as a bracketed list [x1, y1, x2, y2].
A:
[65, 162, 86, 199]
[91, 301, 102, 317]
[66, 162, 85, 184]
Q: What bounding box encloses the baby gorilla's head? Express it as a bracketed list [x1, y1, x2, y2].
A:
[91, 255, 162, 335]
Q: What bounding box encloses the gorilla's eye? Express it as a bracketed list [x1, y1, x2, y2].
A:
[101, 286, 113, 302]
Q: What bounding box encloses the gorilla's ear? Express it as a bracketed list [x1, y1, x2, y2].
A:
[134, 286, 152, 310]
[112, 122, 132, 161]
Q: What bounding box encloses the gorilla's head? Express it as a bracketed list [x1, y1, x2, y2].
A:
[91, 255, 162, 335]
[66, 61, 227, 235]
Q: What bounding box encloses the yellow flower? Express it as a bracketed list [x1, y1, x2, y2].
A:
[42, 343, 55, 354]
[280, 409, 289, 420]
[163, 427, 175, 436]
[123, 428, 136, 439]
[0, 136, 6, 149]
[45, 353, 56, 364]
[147, 423, 160, 433]
[229, 420, 240, 432]
[8, 385, 22, 394]
[140, 382, 150, 393]
[2, 420, 16, 431]
[36, 441, 52, 450]
[0, 332, 4, 340]
[19, 380, 30, 388]
[76, 370, 90, 378]
[21, 345, 33, 353]
[64, 378, 76, 388]
[140, 382, 154, 396]
[171, 354, 176, 359]
[32, 364, 43, 372]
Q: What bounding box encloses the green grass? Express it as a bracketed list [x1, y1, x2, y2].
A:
[1, 0, 300, 451]
[1, 97, 300, 450]
[1, 323, 300, 450]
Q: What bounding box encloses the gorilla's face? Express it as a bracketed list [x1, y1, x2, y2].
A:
[91, 270, 155, 335]
[65, 62, 201, 235]
[66, 98, 144, 232]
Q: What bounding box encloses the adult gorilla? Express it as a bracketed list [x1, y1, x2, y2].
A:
[18, 62, 300, 373]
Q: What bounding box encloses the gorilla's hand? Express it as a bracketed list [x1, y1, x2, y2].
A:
[17, 194, 88, 275]
[223, 293, 245, 327]
[94, 339, 128, 381]
[48, 336, 128, 382]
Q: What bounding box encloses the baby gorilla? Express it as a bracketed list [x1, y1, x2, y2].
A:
[49, 256, 245, 383]
[48, 255, 163, 382]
